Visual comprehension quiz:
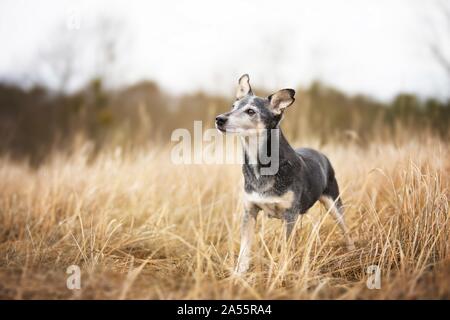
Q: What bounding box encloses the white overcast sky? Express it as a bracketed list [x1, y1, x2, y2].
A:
[0, 0, 449, 101]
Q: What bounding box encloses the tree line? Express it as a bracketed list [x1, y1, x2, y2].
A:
[0, 78, 448, 165]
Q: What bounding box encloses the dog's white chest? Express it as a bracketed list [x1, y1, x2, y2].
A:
[244, 191, 294, 219]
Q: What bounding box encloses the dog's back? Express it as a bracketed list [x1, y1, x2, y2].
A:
[295, 147, 332, 180]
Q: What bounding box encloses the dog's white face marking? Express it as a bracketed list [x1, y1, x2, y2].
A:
[225, 97, 266, 135]
[244, 190, 294, 219]
[216, 74, 295, 137]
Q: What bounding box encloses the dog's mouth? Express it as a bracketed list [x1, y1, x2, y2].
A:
[215, 123, 229, 133]
[215, 124, 262, 135]
[216, 126, 241, 134]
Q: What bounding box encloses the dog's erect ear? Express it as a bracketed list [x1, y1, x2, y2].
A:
[236, 74, 253, 100]
[268, 89, 295, 114]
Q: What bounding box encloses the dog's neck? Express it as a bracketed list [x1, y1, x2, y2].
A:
[240, 127, 292, 176]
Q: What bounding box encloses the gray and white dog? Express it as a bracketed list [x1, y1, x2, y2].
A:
[216, 74, 355, 274]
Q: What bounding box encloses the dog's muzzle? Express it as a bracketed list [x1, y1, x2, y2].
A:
[215, 115, 228, 131]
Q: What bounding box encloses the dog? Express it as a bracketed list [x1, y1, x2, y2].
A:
[215, 74, 355, 274]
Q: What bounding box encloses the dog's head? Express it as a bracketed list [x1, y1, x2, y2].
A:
[215, 74, 295, 135]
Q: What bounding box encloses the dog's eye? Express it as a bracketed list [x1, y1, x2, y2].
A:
[246, 109, 256, 116]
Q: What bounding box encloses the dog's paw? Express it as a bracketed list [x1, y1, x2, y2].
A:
[232, 264, 249, 276]
[231, 270, 244, 278]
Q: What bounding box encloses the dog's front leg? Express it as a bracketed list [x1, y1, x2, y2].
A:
[235, 204, 258, 275]
[283, 209, 298, 240]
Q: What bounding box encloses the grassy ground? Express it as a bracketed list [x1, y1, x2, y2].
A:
[0, 138, 448, 299]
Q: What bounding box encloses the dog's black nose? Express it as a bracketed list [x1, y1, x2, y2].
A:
[215, 115, 227, 126]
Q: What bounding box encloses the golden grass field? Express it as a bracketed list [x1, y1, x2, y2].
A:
[0, 137, 448, 299]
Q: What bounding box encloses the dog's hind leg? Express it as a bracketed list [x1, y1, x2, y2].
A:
[320, 178, 355, 250]
[235, 203, 259, 275]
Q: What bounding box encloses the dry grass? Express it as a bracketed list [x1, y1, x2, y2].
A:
[0, 138, 449, 299]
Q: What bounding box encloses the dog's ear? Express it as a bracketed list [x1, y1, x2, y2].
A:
[236, 74, 253, 100]
[268, 89, 295, 114]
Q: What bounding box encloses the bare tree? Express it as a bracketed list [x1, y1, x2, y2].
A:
[33, 15, 129, 93]
[429, 0, 450, 81]
[92, 17, 129, 87]
[34, 23, 81, 93]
